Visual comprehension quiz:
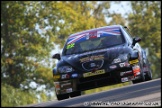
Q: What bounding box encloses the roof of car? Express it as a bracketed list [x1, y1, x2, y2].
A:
[69, 25, 123, 37]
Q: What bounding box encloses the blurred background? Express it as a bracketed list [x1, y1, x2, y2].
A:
[1, 1, 161, 107]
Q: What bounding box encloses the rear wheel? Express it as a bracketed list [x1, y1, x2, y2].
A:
[145, 67, 152, 81]
[70, 91, 81, 98]
[56, 93, 69, 101]
[142, 52, 152, 81]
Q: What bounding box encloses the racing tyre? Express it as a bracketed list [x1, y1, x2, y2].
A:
[70, 91, 81, 98]
[56, 93, 69, 100]
[144, 61, 152, 81]
[145, 69, 152, 81]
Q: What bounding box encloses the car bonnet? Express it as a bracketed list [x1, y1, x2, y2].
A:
[60, 45, 131, 72]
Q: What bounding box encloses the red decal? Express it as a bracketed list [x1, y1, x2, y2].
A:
[89, 31, 97, 39]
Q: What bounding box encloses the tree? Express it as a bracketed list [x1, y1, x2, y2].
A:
[127, 1, 161, 78]
[1, 1, 111, 106]
[1, 83, 37, 107]
[1, 1, 54, 90]
[1, 2, 57, 106]
[108, 13, 126, 25]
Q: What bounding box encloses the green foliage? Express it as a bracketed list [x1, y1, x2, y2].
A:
[1, 1, 53, 89]
[1, 1, 55, 106]
[1, 83, 37, 107]
[1, 83, 55, 107]
[108, 13, 126, 25]
[127, 1, 161, 79]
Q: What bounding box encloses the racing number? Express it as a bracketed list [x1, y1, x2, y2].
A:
[66, 43, 75, 49]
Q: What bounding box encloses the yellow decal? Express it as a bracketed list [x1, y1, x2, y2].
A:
[129, 59, 139, 64]
[53, 75, 60, 79]
[83, 69, 105, 77]
[80, 55, 104, 62]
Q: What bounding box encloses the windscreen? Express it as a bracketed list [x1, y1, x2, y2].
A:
[62, 27, 124, 55]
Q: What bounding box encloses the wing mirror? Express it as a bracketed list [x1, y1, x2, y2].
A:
[132, 37, 141, 46]
[52, 53, 61, 60]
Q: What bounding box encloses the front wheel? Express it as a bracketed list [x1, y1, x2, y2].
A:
[70, 91, 81, 98]
[56, 93, 69, 101]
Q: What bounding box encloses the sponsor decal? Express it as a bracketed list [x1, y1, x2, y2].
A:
[132, 65, 140, 76]
[120, 70, 132, 76]
[136, 72, 140, 75]
[71, 73, 78, 78]
[79, 46, 126, 57]
[121, 77, 128, 82]
[129, 59, 139, 64]
[61, 83, 71, 88]
[82, 60, 104, 71]
[66, 88, 72, 93]
[109, 65, 117, 69]
[80, 55, 104, 62]
[121, 76, 134, 82]
[90, 63, 96, 67]
[53, 75, 60, 79]
[61, 74, 70, 79]
[125, 70, 132, 74]
[119, 62, 130, 68]
[88, 31, 98, 39]
[83, 69, 105, 77]
[119, 62, 125, 67]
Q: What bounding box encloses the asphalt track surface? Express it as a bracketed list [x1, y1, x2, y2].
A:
[24, 78, 161, 107]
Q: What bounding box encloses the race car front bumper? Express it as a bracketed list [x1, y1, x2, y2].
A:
[53, 60, 142, 95]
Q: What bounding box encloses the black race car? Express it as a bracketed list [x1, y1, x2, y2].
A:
[52, 25, 152, 100]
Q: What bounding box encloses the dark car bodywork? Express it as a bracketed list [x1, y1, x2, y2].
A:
[52, 25, 152, 100]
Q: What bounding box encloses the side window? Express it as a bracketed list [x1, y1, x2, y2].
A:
[122, 27, 133, 44]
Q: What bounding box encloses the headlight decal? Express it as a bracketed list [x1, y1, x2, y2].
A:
[112, 54, 128, 64]
[58, 66, 73, 73]
[113, 58, 121, 63]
